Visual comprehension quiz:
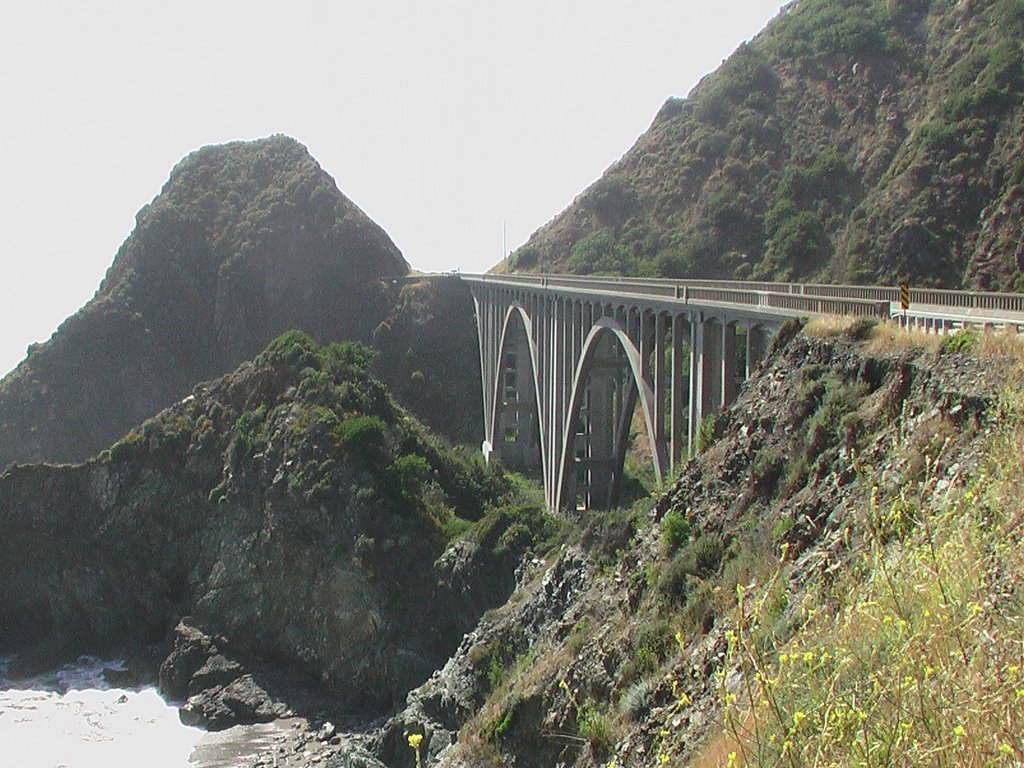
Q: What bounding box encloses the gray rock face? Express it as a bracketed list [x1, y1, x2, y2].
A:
[0, 341, 515, 722]
[160, 621, 284, 730]
[369, 549, 591, 768]
[179, 675, 283, 731]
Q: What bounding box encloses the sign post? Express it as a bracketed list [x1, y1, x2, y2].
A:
[899, 282, 910, 325]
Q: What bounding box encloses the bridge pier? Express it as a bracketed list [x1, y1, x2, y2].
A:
[745, 323, 769, 378]
[670, 314, 688, 468]
[492, 318, 540, 472]
[565, 336, 628, 510]
[721, 321, 737, 409]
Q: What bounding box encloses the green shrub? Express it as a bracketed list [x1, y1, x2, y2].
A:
[632, 620, 676, 674]
[109, 431, 142, 462]
[691, 533, 725, 575]
[472, 503, 561, 556]
[695, 43, 778, 124]
[469, 636, 515, 692]
[696, 413, 716, 453]
[385, 454, 431, 510]
[492, 701, 516, 739]
[659, 533, 725, 606]
[751, 447, 786, 498]
[255, 330, 320, 370]
[580, 506, 639, 567]
[566, 229, 628, 275]
[508, 244, 539, 270]
[941, 327, 978, 355]
[338, 414, 387, 456]
[680, 578, 716, 635]
[577, 705, 616, 752]
[321, 340, 375, 376]
[584, 175, 638, 224]
[764, 210, 830, 280]
[660, 510, 691, 553]
[658, 555, 696, 605]
[230, 406, 267, 463]
[845, 316, 878, 341]
[771, 514, 795, 544]
[620, 678, 657, 720]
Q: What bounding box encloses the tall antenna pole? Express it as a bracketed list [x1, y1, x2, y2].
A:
[503, 219, 508, 260]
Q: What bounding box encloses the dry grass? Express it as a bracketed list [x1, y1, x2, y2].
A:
[865, 319, 943, 354]
[687, 718, 747, 768]
[975, 326, 1024, 361]
[804, 315, 944, 353]
[456, 634, 574, 760]
[807, 315, 1024, 360]
[803, 315, 862, 338]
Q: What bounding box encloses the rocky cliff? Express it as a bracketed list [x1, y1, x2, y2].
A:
[0, 136, 409, 468]
[373, 276, 484, 447]
[502, 0, 1024, 290]
[0, 332, 546, 724]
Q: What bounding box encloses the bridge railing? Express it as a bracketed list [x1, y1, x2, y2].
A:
[463, 274, 891, 318]
[462, 274, 1024, 316]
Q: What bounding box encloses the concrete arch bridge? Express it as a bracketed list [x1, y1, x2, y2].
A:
[461, 273, 1024, 512]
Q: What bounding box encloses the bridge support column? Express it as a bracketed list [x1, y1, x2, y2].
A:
[493, 322, 540, 472]
[721, 321, 737, 409]
[566, 340, 625, 510]
[654, 312, 668, 462]
[670, 314, 687, 469]
[689, 316, 721, 451]
[701, 318, 722, 422]
[745, 324, 768, 378]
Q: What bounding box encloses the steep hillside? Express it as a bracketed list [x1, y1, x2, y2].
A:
[373, 276, 484, 447]
[0, 135, 408, 467]
[0, 332, 548, 725]
[502, 0, 1024, 290]
[343, 322, 1023, 768]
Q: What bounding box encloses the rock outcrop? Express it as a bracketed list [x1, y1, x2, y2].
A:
[0, 135, 408, 467]
[373, 276, 484, 447]
[0, 333, 524, 723]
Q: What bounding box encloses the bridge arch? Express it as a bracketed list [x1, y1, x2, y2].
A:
[488, 302, 545, 475]
[555, 317, 666, 511]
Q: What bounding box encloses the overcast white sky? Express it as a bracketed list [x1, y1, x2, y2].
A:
[0, 0, 787, 378]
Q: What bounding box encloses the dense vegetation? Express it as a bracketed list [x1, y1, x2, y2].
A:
[502, 0, 1024, 291]
[111, 329, 503, 535]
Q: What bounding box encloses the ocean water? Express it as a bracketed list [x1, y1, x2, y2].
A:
[0, 655, 205, 768]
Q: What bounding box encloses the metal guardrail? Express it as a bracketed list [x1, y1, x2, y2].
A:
[460, 273, 1024, 329]
[464, 273, 1024, 313]
[462, 274, 891, 319]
